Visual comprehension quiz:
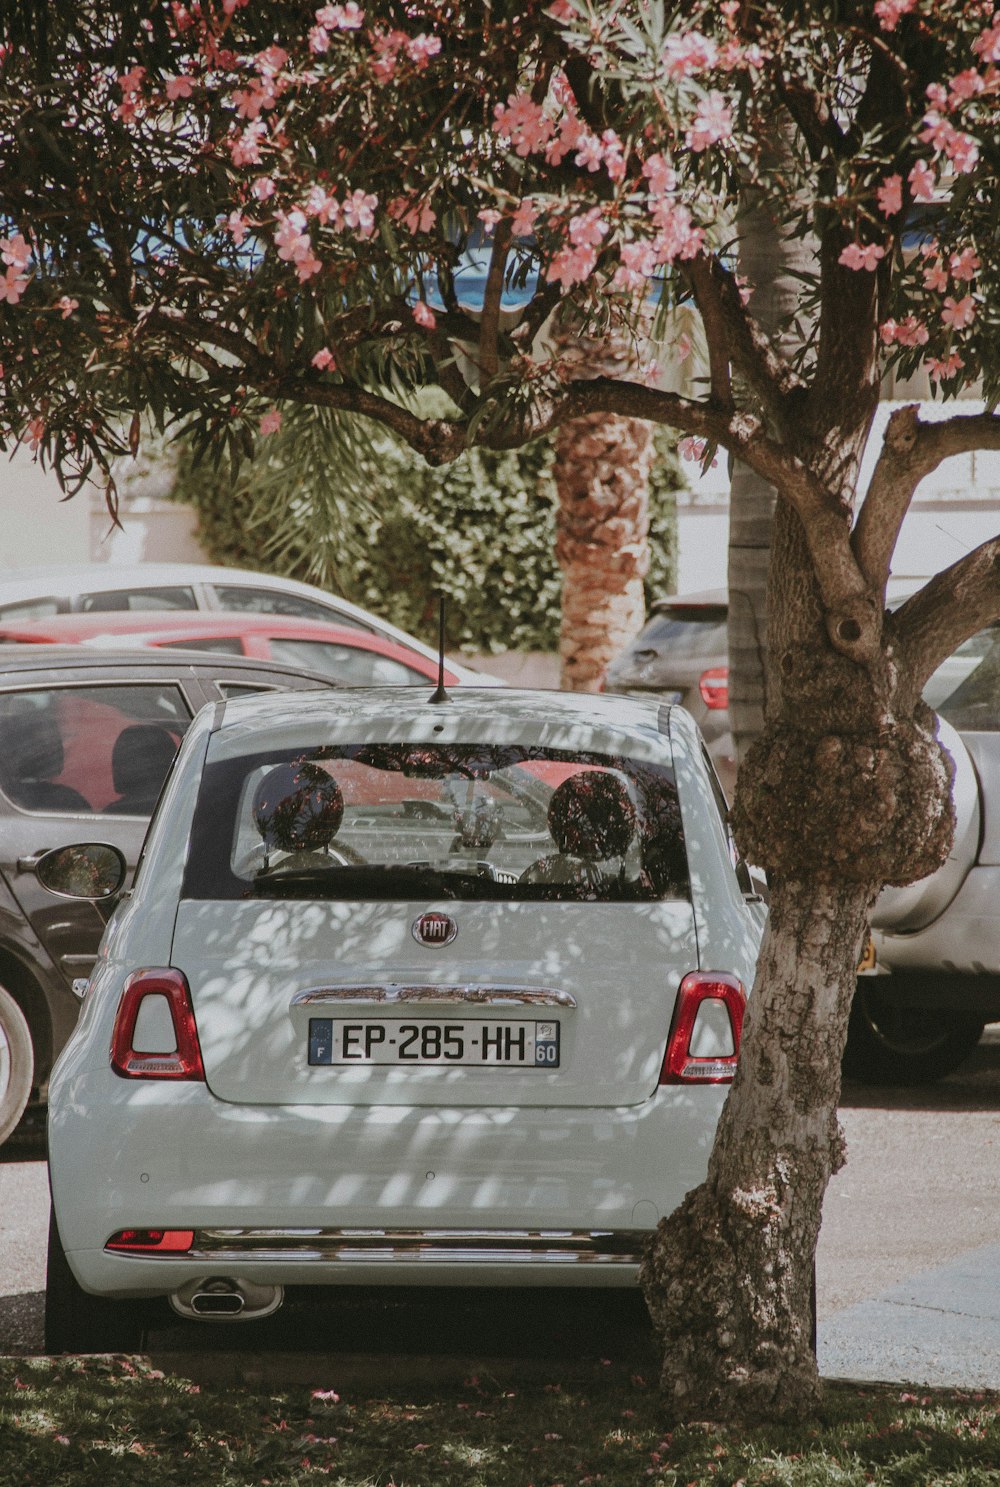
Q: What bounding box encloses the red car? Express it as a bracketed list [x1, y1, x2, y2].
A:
[0, 612, 460, 688]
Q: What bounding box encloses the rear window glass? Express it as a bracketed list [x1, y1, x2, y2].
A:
[640, 606, 728, 660]
[0, 684, 190, 814]
[212, 585, 372, 630]
[182, 742, 688, 903]
[267, 638, 427, 685]
[78, 586, 198, 612]
[158, 637, 245, 656]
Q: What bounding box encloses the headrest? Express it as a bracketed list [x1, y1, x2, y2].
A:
[547, 771, 636, 860]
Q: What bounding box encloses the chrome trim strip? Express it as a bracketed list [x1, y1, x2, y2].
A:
[290, 984, 577, 1009]
[182, 1228, 644, 1265]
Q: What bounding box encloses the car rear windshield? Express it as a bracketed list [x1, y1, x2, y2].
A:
[641, 605, 728, 659]
[182, 742, 689, 902]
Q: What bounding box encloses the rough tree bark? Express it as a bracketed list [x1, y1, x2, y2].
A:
[554, 407, 653, 692]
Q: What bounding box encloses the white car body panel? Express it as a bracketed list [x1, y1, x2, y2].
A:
[48, 689, 762, 1301]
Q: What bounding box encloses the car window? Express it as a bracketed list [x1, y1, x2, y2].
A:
[158, 637, 246, 656]
[641, 605, 728, 661]
[182, 742, 689, 903]
[211, 584, 372, 631]
[0, 598, 63, 621]
[77, 586, 198, 612]
[266, 638, 427, 685]
[929, 622, 1000, 730]
[0, 684, 191, 814]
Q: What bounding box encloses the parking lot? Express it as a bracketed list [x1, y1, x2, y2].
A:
[4, 1031, 1000, 1377]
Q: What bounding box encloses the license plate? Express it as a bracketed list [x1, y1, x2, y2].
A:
[308, 1018, 560, 1068]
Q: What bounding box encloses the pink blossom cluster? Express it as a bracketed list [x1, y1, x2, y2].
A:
[838, 241, 885, 271]
[274, 209, 322, 282]
[116, 65, 146, 122]
[310, 3, 364, 52]
[874, 0, 917, 31]
[678, 436, 717, 467]
[685, 91, 733, 153]
[920, 110, 980, 173]
[492, 91, 586, 166]
[661, 23, 763, 77]
[387, 196, 437, 234]
[369, 27, 441, 83]
[0, 232, 30, 305]
[879, 314, 929, 347]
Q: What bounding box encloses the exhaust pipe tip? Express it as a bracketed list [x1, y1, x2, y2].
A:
[169, 1278, 284, 1323]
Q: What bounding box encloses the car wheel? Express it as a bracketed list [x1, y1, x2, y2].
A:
[0, 983, 33, 1145]
[45, 1212, 151, 1354]
[842, 978, 984, 1086]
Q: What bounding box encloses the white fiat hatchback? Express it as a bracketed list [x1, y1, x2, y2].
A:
[44, 687, 763, 1351]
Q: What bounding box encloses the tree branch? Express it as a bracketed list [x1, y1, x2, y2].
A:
[890, 539, 1000, 703]
[854, 407, 1000, 595]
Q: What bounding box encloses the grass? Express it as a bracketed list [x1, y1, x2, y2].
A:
[4, 1356, 1000, 1487]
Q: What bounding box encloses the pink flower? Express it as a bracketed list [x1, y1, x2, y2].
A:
[838, 242, 885, 271]
[255, 45, 289, 77]
[311, 347, 335, 370]
[306, 186, 342, 226]
[678, 436, 717, 467]
[412, 301, 437, 329]
[57, 295, 79, 318]
[927, 352, 965, 380]
[941, 294, 976, 329]
[1, 233, 30, 269]
[642, 153, 677, 197]
[950, 69, 985, 103]
[230, 121, 267, 167]
[165, 74, 195, 100]
[600, 129, 626, 182]
[478, 208, 502, 233]
[387, 196, 435, 234]
[908, 159, 937, 201]
[316, 2, 363, 28]
[879, 315, 928, 346]
[574, 133, 604, 172]
[662, 31, 718, 79]
[545, 243, 597, 288]
[225, 211, 248, 245]
[950, 248, 980, 282]
[118, 66, 146, 96]
[342, 190, 378, 238]
[407, 34, 442, 69]
[973, 20, 1000, 63]
[311, 1388, 341, 1402]
[612, 240, 655, 291]
[685, 92, 732, 153]
[260, 408, 282, 436]
[274, 209, 310, 261]
[510, 199, 539, 237]
[25, 416, 45, 450]
[493, 92, 554, 157]
[569, 208, 607, 248]
[874, 0, 916, 30]
[252, 176, 276, 201]
[0, 267, 28, 304]
[545, 113, 583, 166]
[876, 174, 903, 218]
[295, 251, 322, 283]
[649, 200, 703, 262]
[309, 26, 331, 53]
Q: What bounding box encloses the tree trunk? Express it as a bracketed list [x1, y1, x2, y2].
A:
[641, 504, 956, 1423]
[554, 410, 653, 692]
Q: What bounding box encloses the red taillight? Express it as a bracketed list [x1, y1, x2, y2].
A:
[105, 1229, 195, 1253]
[698, 666, 729, 709]
[110, 968, 205, 1081]
[660, 971, 745, 1084]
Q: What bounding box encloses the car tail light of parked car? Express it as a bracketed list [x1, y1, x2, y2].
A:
[698, 667, 730, 710]
[110, 969, 205, 1080]
[659, 971, 745, 1084]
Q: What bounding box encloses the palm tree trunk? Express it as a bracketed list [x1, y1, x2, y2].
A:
[554, 409, 653, 692]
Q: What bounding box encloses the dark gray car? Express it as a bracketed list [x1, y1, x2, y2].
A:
[602, 590, 735, 796]
[0, 645, 336, 1143]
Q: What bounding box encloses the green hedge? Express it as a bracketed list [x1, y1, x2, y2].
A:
[168, 416, 681, 655]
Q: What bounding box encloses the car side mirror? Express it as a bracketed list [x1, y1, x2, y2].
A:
[34, 843, 128, 901]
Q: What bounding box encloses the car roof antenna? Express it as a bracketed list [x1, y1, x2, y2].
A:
[428, 594, 451, 705]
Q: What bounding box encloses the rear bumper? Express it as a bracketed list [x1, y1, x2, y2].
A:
[48, 1072, 724, 1296]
